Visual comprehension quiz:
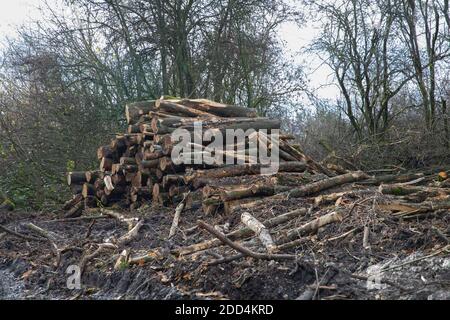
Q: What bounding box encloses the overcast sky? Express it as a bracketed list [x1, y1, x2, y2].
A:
[0, 0, 339, 100]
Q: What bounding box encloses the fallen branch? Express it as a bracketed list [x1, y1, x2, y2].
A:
[116, 219, 144, 246]
[43, 215, 110, 223]
[197, 220, 297, 261]
[25, 223, 61, 267]
[64, 201, 84, 218]
[114, 249, 130, 270]
[288, 171, 369, 198]
[207, 253, 246, 266]
[99, 209, 139, 230]
[174, 208, 308, 257]
[277, 211, 343, 244]
[168, 192, 190, 239]
[0, 224, 44, 242]
[363, 225, 371, 250]
[241, 212, 277, 253]
[80, 243, 117, 274]
[381, 245, 450, 272]
[379, 184, 450, 196]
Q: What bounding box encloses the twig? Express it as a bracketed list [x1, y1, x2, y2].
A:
[327, 264, 408, 291]
[0, 224, 44, 242]
[381, 245, 450, 272]
[324, 227, 359, 242]
[174, 208, 307, 257]
[197, 220, 297, 261]
[431, 226, 450, 244]
[80, 243, 117, 274]
[168, 192, 190, 239]
[117, 219, 144, 246]
[297, 268, 336, 300]
[207, 253, 246, 266]
[25, 223, 61, 267]
[42, 215, 110, 223]
[85, 220, 96, 239]
[349, 273, 408, 292]
[363, 225, 371, 250]
[99, 209, 138, 230]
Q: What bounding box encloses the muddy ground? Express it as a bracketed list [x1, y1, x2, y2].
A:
[0, 184, 449, 300]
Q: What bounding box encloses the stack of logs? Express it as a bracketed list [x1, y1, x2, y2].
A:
[64, 97, 339, 217]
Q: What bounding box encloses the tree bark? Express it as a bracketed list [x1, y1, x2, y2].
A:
[241, 212, 277, 253]
[288, 171, 369, 198]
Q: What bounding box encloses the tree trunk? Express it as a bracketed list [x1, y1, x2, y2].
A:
[289, 171, 369, 198]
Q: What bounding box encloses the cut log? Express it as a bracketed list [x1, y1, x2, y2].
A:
[155, 99, 212, 117]
[162, 174, 186, 189]
[280, 141, 335, 176]
[111, 174, 126, 185]
[85, 171, 103, 183]
[100, 157, 113, 172]
[153, 117, 280, 134]
[139, 159, 159, 170]
[110, 136, 128, 156]
[65, 201, 84, 218]
[104, 175, 114, 192]
[127, 124, 141, 134]
[241, 212, 277, 253]
[220, 184, 290, 202]
[104, 185, 127, 197]
[130, 186, 152, 202]
[152, 183, 161, 203]
[178, 99, 257, 118]
[119, 157, 137, 165]
[169, 185, 189, 197]
[97, 146, 114, 160]
[62, 194, 83, 211]
[130, 172, 147, 188]
[360, 173, 425, 185]
[277, 211, 343, 244]
[185, 161, 307, 184]
[67, 172, 87, 186]
[288, 171, 369, 198]
[125, 100, 155, 125]
[378, 184, 450, 196]
[143, 149, 164, 161]
[223, 197, 267, 215]
[82, 183, 96, 198]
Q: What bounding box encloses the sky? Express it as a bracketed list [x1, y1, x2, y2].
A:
[0, 0, 339, 100]
[0, 0, 42, 35]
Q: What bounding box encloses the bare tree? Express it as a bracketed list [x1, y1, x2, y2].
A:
[310, 0, 414, 138]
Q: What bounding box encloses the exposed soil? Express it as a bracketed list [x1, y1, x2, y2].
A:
[0, 184, 449, 300]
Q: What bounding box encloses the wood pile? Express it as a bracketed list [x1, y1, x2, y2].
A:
[64, 97, 338, 217]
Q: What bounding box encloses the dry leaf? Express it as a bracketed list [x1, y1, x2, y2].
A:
[21, 269, 33, 280]
[438, 171, 448, 181]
